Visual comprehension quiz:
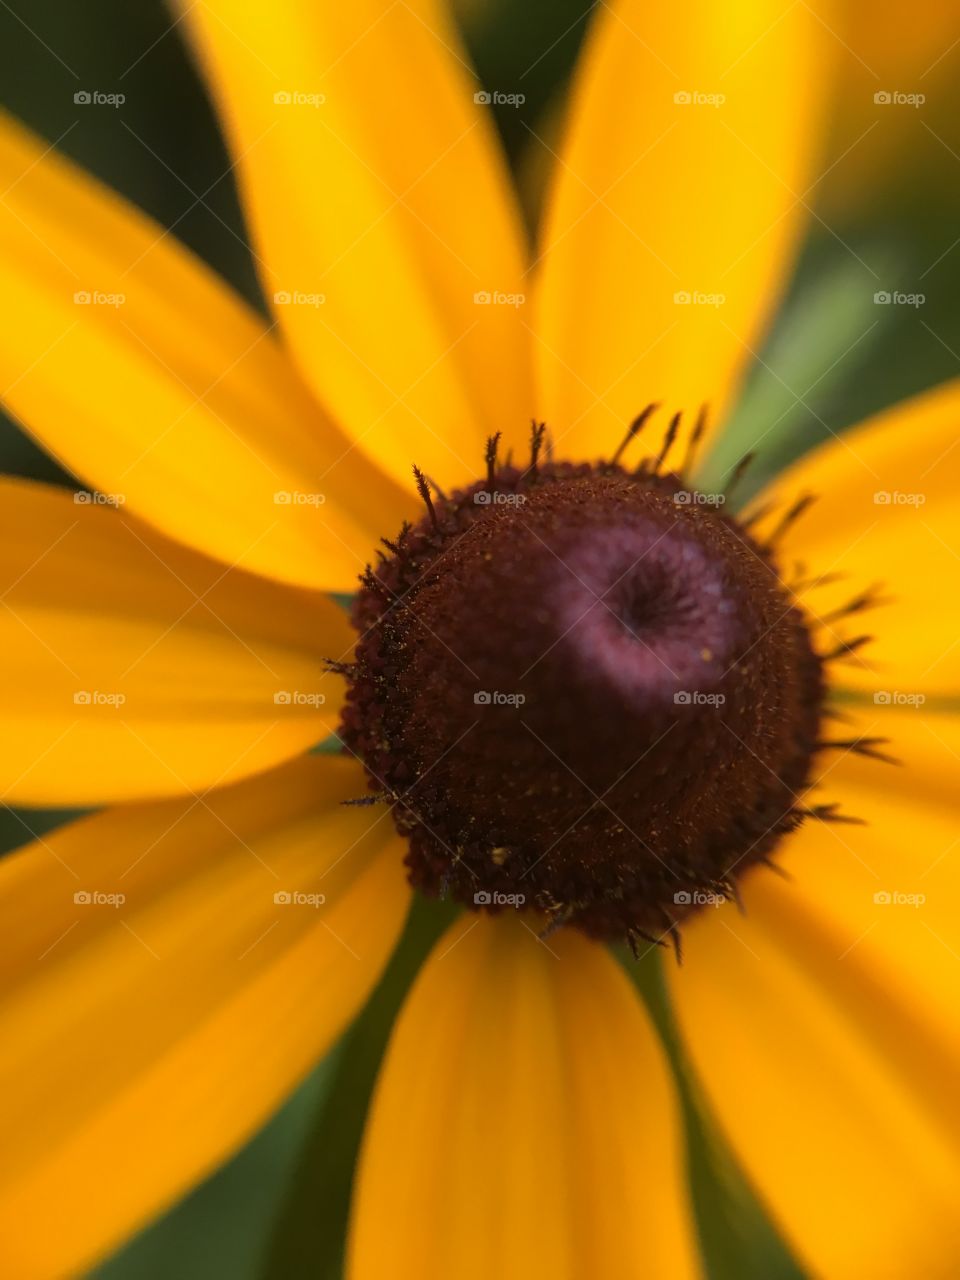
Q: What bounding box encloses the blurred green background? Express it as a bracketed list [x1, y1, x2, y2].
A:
[1, 0, 958, 1275]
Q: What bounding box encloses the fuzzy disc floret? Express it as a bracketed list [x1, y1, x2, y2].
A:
[340, 450, 826, 949]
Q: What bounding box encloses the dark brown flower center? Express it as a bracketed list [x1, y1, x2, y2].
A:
[340, 423, 829, 951]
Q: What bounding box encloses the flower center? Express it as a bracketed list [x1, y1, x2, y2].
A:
[340, 419, 829, 951]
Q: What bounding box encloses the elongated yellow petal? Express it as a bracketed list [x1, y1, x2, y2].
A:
[0, 478, 352, 805]
[753, 378, 960, 694]
[0, 755, 409, 1280]
[348, 914, 700, 1280]
[181, 1, 531, 491]
[668, 708, 960, 1279]
[535, 0, 828, 461]
[0, 112, 410, 592]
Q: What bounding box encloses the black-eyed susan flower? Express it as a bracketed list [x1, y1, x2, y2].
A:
[1, 2, 958, 1278]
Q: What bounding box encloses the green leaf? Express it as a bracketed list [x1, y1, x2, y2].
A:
[698, 246, 895, 502]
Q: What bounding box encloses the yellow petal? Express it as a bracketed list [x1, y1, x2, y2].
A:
[0, 754, 409, 1280]
[754, 378, 960, 694]
[535, 0, 829, 461]
[348, 914, 700, 1280]
[0, 111, 411, 592]
[667, 707, 960, 1279]
[0, 478, 353, 806]
[181, 1, 531, 491]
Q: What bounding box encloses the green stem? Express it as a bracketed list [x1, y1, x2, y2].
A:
[261, 895, 459, 1279]
[616, 947, 807, 1280]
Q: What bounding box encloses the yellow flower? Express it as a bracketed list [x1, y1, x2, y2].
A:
[0, 3, 958, 1279]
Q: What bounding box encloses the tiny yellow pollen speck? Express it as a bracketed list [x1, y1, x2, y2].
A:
[700, 647, 713, 661]
[491, 846, 509, 866]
